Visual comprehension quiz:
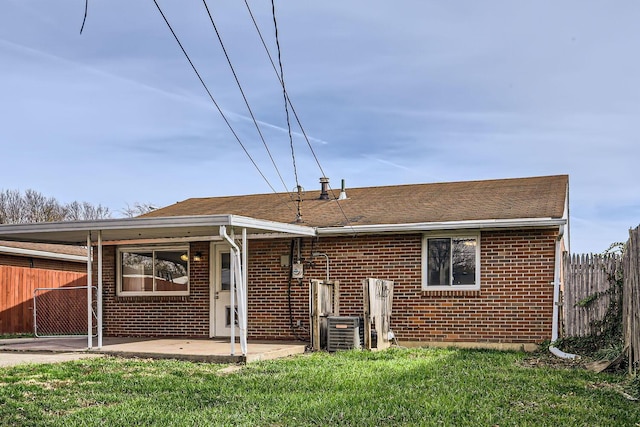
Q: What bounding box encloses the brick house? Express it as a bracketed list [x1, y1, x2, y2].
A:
[0, 175, 568, 352]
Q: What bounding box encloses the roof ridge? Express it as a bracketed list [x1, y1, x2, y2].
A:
[175, 174, 568, 202]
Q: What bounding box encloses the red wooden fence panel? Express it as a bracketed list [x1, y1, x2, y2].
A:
[0, 266, 87, 334]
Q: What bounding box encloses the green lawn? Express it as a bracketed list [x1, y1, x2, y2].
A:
[0, 347, 638, 426]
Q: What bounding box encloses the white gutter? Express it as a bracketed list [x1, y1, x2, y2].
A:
[0, 214, 316, 243]
[549, 224, 577, 359]
[0, 245, 87, 262]
[317, 217, 567, 235]
[228, 215, 316, 236]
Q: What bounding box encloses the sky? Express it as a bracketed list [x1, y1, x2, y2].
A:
[1, 1, 639, 254]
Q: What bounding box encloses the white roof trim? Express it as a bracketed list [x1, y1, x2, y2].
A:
[317, 217, 567, 235]
[227, 215, 316, 236]
[0, 214, 316, 244]
[0, 214, 316, 235]
[0, 245, 87, 262]
[0, 214, 565, 243]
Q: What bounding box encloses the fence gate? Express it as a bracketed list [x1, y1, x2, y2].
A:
[33, 286, 98, 337]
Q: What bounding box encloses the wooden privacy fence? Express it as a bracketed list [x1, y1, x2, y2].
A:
[0, 266, 87, 334]
[562, 253, 621, 338]
[623, 225, 640, 373]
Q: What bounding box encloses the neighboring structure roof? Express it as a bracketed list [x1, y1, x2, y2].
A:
[142, 175, 569, 229]
[0, 240, 87, 262]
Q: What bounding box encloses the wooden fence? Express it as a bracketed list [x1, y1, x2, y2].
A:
[0, 266, 87, 334]
[562, 252, 621, 338]
[623, 225, 640, 373]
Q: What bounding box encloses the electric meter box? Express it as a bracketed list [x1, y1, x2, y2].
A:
[292, 263, 304, 279]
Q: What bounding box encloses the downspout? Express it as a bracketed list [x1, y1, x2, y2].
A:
[220, 225, 247, 356]
[549, 224, 577, 359]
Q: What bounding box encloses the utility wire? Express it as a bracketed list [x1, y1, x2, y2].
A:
[245, 0, 354, 232]
[151, 0, 280, 196]
[79, 0, 88, 34]
[244, 0, 324, 178]
[201, 0, 294, 202]
[269, 0, 302, 220]
[270, 0, 298, 191]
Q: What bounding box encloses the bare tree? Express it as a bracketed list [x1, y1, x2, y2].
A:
[121, 202, 157, 218]
[0, 189, 112, 224]
[64, 201, 111, 221]
[23, 189, 65, 223]
[0, 189, 24, 224]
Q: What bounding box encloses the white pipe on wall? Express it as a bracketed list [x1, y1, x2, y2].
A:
[549, 225, 577, 359]
[312, 252, 330, 282]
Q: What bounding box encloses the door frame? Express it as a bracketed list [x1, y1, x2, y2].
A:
[209, 242, 238, 338]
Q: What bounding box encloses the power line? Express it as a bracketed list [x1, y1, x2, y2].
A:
[201, 0, 294, 202]
[244, 0, 354, 232]
[269, 0, 301, 221]
[151, 0, 281, 198]
[243, 0, 325, 178]
[79, 0, 88, 34]
[270, 0, 298, 190]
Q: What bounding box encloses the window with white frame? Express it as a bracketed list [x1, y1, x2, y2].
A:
[422, 234, 480, 290]
[117, 246, 189, 296]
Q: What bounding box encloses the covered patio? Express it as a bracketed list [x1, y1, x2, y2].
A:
[0, 337, 307, 364]
[0, 215, 316, 359]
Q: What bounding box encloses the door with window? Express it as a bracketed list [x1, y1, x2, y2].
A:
[210, 244, 239, 337]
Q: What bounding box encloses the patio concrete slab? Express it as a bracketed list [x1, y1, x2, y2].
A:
[0, 337, 308, 364]
[0, 352, 103, 368]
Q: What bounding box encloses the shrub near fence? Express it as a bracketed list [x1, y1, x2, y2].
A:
[623, 225, 640, 374]
[562, 252, 621, 338]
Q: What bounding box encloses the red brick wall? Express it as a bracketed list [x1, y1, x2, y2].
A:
[0, 253, 86, 273]
[99, 242, 210, 338]
[247, 229, 557, 345]
[98, 229, 558, 345]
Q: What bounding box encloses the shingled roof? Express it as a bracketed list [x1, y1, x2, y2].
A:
[142, 175, 568, 229]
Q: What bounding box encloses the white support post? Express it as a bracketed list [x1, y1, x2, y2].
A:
[97, 230, 103, 349]
[242, 227, 248, 354]
[231, 229, 237, 355]
[86, 232, 92, 349]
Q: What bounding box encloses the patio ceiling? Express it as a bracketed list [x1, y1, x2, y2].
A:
[0, 214, 317, 245]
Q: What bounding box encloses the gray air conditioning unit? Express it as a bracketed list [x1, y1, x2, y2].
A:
[326, 316, 361, 352]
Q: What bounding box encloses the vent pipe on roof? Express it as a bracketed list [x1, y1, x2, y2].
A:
[319, 177, 330, 200]
[338, 179, 348, 200]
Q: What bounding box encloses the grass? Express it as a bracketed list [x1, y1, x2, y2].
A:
[0, 347, 638, 426]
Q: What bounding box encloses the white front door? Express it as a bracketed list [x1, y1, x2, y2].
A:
[210, 243, 239, 337]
